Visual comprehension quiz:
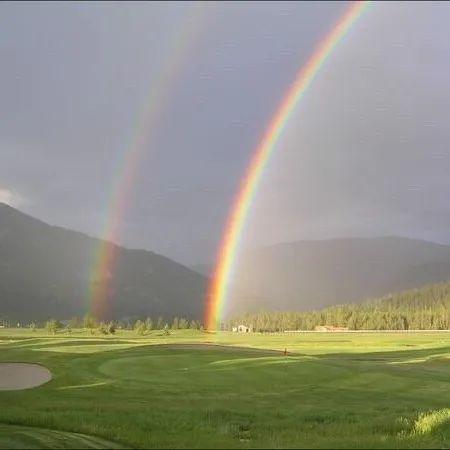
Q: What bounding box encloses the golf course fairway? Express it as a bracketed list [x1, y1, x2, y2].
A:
[1, 329, 450, 448]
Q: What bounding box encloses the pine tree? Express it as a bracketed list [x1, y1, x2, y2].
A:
[45, 319, 61, 335]
[134, 320, 146, 335]
[145, 317, 153, 331]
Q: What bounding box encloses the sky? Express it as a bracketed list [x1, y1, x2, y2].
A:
[2, 1, 450, 266]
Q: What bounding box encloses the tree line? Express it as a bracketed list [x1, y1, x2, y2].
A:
[2, 314, 203, 335]
[5, 281, 450, 333]
[227, 282, 450, 332]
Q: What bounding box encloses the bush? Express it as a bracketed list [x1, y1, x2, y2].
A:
[98, 322, 109, 335]
[108, 322, 116, 334]
[98, 321, 116, 335]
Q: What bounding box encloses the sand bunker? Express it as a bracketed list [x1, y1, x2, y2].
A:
[0, 363, 52, 390]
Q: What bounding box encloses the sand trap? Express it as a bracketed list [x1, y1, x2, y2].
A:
[0, 363, 52, 390]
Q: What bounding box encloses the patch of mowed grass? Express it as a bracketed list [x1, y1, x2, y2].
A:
[0, 424, 123, 449]
[2, 330, 450, 447]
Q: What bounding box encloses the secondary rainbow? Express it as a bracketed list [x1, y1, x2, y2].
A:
[89, 3, 211, 320]
[205, 1, 371, 330]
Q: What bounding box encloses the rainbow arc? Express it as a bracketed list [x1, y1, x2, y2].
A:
[205, 1, 371, 331]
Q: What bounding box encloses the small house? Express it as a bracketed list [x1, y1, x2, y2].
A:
[232, 324, 252, 333]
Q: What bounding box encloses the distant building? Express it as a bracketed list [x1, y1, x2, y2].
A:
[232, 324, 252, 333]
[314, 325, 348, 332]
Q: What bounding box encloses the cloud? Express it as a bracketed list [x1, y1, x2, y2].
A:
[0, 188, 22, 207]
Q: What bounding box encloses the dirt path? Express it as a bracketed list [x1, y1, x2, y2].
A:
[0, 363, 52, 390]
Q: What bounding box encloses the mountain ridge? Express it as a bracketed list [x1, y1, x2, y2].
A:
[0, 203, 207, 322]
[3, 202, 450, 322]
[224, 235, 450, 314]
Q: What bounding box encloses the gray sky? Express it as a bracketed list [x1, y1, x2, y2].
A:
[2, 1, 450, 265]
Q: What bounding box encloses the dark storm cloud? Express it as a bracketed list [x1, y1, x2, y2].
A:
[246, 2, 450, 250]
[2, 2, 450, 264]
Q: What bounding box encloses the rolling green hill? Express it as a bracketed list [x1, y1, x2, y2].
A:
[0, 203, 207, 322]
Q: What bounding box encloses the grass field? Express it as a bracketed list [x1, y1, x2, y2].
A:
[2, 329, 450, 448]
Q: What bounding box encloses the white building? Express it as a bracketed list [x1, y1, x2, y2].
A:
[232, 324, 252, 333]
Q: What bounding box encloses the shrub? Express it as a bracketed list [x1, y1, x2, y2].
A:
[98, 321, 116, 335]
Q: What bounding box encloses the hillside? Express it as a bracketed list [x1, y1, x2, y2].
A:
[0, 203, 207, 322]
[226, 237, 450, 313]
[230, 280, 450, 331]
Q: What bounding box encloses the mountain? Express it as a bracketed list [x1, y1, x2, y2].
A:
[190, 263, 212, 276]
[0, 203, 207, 322]
[227, 236, 450, 313]
[4, 202, 450, 323]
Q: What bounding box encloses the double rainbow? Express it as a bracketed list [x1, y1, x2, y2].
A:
[205, 1, 371, 330]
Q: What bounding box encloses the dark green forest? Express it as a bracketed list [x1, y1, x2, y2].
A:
[228, 281, 450, 331]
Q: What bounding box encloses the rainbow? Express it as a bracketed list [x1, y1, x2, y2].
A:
[89, 3, 211, 320]
[205, 1, 371, 330]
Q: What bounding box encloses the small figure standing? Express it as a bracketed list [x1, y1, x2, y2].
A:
[284, 347, 287, 356]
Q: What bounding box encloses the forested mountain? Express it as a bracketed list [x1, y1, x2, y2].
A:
[0, 203, 207, 322]
[227, 237, 450, 313]
[4, 202, 450, 326]
[229, 281, 450, 331]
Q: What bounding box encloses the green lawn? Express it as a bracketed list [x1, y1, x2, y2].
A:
[1, 329, 450, 448]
